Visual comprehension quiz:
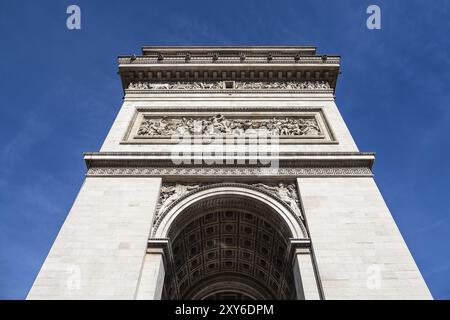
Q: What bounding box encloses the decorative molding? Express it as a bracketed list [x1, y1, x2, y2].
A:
[152, 182, 307, 239]
[84, 151, 375, 178]
[118, 46, 340, 92]
[154, 182, 304, 226]
[118, 55, 340, 65]
[127, 81, 331, 91]
[85, 151, 375, 157]
[235, 81, 330, 90]
[86, 166, 372, 177]
[136, 113, 321, 137]
[84, 152, 374, 178]
[84, 151, 374, 167]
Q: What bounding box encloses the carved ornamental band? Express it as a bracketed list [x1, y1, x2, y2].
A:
[127, 81, 331, 91]
[86, 166, 373, 177]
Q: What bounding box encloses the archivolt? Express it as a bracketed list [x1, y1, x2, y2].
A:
[151, 183, 308, 239]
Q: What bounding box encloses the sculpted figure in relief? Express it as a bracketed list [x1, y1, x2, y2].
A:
[128, 81, 331, 90]
[137, 114, 321, 137]
[157, 183, 201, 217]
[254, 182, 303, 219]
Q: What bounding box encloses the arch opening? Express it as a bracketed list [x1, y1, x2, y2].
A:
[161, 192, 298, 300]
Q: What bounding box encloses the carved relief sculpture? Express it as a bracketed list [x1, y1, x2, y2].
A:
[137, 114, 321, 137]
[127, 81, 331, 90]
[156, 183, 201, 218]
[253, 182, 304, 220]
[156, 182, 304, 221]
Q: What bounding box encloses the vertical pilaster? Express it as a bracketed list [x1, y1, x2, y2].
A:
[27, 177, 161, 299]
[136, 248, 166, 300]
[293, 248, 321, 300]
[297, 177, 432, 299]
[290, 239, 322, 300]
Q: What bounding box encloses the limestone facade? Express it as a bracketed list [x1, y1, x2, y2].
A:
[28, 46, 431, 300]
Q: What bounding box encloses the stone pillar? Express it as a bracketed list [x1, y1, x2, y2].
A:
[136, 248, 166, 300]
[297, 177, 432, 299]
[293, 248, 321, 300]
[291, 240, 322, 300]
[27, 177, 161, 300]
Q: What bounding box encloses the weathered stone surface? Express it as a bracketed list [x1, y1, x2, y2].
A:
[27, 177, 161, 299]
[28, 46, 431, 300]
[297, 177, 432, 299]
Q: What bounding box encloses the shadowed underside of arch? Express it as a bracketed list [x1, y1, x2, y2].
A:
[161, 190, 301, 300]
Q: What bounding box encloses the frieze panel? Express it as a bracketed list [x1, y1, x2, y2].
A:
[123, 109, 334, 144]
[136, 114, 321, 137]
[127, 80, 331, 91]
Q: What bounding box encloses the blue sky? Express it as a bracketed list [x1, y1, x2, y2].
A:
[0, 0, 449, 299]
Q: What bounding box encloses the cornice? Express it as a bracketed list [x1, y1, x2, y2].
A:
[118, 57, 340, 65]
[141, 46, 318, 55]
[83, 152, 375, 178]
[118, 46, 340, 92]
[84, 151, 374, 163]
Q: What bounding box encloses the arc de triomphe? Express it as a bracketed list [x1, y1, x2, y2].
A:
[28, 46, 431, 300]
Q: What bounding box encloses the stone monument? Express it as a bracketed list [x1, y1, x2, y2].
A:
[27, 46, 432, 300]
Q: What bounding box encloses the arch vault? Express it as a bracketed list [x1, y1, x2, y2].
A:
[137, 184, 322, 300]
